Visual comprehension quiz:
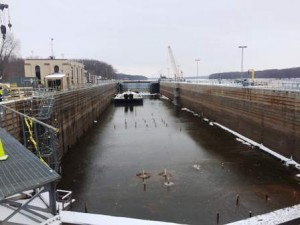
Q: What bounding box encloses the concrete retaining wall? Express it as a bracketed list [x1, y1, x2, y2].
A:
[1, 83, 116, 161]
[160, 82, 300, 161]
[53, 84, 116, 159]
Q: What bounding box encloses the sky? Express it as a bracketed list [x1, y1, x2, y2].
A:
[6, 0, 300, 78]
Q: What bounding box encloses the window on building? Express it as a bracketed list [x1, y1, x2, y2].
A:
[77, 68, 79, 83]
[35, 65, 41, 83]
[54, 65, 59, 73]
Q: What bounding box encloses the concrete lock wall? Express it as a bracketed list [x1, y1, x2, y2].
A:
[160, 82, 300, 161]
[1, 83, 116, 161]
[53, 83, 116, 159]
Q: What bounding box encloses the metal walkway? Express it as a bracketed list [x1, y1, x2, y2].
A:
[0, 127, 60, 201]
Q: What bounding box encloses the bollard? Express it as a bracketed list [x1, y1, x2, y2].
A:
[143, 180, 146, 191]
[236, 194, 240, 205]
[216, 213, 219, 224]
[293, 191, 297, 202]
[265, 194, 269, 202]
[180, 127, 181, 132]
[249, 211, 252, 217]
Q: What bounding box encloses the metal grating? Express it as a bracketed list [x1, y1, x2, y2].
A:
[0, 128, 60, 201]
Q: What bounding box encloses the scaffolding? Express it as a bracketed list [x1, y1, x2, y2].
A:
[0, 87, 60, 172]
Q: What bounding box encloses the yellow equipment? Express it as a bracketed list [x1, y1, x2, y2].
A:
[0, 139, 8, 161]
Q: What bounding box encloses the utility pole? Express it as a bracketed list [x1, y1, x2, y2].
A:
[51, 38, 54, 59]
[238, 46, 247, 80]
[195, 59, 200, 80]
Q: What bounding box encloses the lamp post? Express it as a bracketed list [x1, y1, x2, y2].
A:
[195, 59, 200, 81]
[238, 46, 247, 80]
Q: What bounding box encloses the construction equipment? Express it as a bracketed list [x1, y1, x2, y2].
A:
[168, 46, 183, 81]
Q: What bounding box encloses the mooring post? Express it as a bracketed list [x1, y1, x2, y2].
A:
[216, 213, 219, 224]
[249, 211, 252, 217]
[84, 202, 88, 213]
[293, 191, 297, 203]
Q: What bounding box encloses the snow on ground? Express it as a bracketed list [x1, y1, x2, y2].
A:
[226, 204, 300, 225]
[56, 211, 185, 225]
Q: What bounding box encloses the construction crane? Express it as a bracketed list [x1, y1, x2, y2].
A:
[168, 45, 183, 81]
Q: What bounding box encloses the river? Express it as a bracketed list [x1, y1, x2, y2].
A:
[59, 96, 300, 225]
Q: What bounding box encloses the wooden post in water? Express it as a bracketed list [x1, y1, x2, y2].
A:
[236, 194, 240, 206]
[84, 202, 88, 213]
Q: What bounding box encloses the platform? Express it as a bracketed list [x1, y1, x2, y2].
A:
[0, 128, 60, 201]
[0, 127, 60, 224]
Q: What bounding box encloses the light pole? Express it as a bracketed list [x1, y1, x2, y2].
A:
[195, 59, 200, 81]
[238, 46, 247, 80]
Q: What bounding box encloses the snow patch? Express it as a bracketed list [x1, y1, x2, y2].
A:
[160, 95, 170, 100]
[236, 138, 252, 147]
[214, 122, 300, 169]
[226, 204, 300, 225]
[59, 211, 183, 225]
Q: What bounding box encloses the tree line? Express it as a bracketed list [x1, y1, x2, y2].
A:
[209, 68, 300, 79]
[75, 59, 116, 79]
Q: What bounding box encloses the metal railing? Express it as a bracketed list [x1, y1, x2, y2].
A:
[162, 78, 300, 92]
[0, 104, 60, 171]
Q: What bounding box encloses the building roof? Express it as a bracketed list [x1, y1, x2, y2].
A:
[0, 128, 60, 201]
[45, 73, 66, 79]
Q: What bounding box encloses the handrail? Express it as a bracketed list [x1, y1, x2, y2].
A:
[0, 104, 59, 133]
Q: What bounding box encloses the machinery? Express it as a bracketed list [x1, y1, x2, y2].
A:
[167, 46, 183, 81]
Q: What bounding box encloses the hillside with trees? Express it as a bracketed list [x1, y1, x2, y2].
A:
[75, 59, 116, 79]
[209, 67, 300, 79]
[75, 59, 148, 80]
[0, 34, 23, 82]
[116, 73, 147, 80]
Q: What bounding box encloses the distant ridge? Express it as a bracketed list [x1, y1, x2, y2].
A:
[116, 73, 148, 80]
[209, 67, 300, 79]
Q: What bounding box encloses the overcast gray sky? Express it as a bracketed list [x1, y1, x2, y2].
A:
[8, 0, 300, 77]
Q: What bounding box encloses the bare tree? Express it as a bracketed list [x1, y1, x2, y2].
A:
[0, 33, 20, 80]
